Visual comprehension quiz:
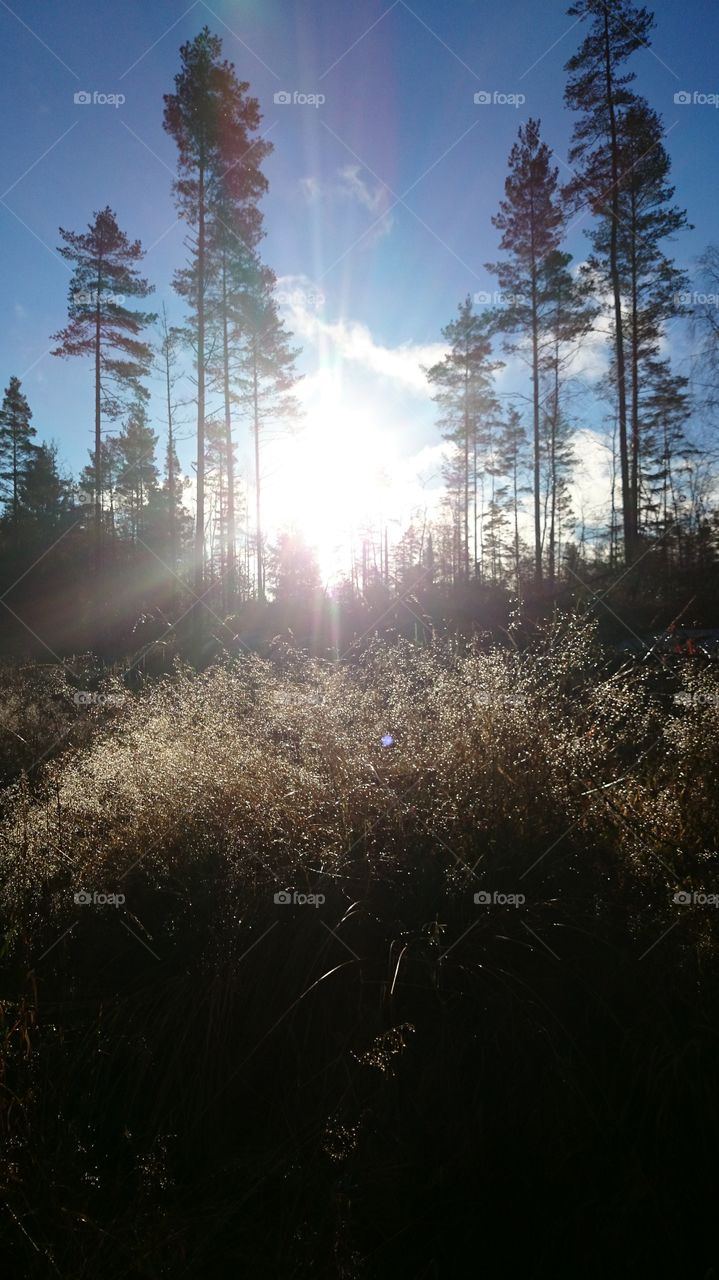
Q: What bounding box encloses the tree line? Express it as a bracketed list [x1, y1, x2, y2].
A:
[1, 1, 718, 657]
[424, 0, 714, 593]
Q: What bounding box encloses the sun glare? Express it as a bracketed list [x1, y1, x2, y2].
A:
[264, 387, 395, 581]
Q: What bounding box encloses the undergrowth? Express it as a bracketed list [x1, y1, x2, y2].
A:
[1, 617, 718, 1278]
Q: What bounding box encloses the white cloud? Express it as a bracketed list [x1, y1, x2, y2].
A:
[337, 165, 385, 215]
[338, 164, 395, 241]
[570, 426, 614, 523]
[281, 290, 445, 395]
[298, 176, 320, 202]
[296, 164, 396, 244]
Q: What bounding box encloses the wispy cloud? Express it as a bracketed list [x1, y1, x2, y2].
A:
[290, 309, 444, 394]
[297, 164, 396, 244]
[338, 164, 395, 240]
[298, 175, 320, 202]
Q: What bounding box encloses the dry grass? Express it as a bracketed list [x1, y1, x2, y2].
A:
[1, 617, 718, 1277]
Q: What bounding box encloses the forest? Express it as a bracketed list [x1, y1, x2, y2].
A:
[1, 0, 719, 1276]
[0, 8, 717, 658]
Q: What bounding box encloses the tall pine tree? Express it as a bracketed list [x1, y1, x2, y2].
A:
[163, 27, 271, 600]
[487, 119, 565, 583]
[0, 377, 37, 526]
[427, 298, 501, 582]
[231, 278, 301, 600]
[563, 0, 655, 561]
[51, 207, 155, 564]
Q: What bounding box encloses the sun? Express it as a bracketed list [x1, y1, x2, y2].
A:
[263, 385, 395, 581]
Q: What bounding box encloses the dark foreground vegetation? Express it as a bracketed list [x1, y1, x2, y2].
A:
[1, 617, 719, 1277]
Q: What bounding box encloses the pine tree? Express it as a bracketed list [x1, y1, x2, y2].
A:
[501, 407, 530, 592]
[693, 244, 719, 416]
[19, 443, 70, 527]
[157, 428, 190, 576]
[79, 437, 122, 539]
[563, 0, 656, 561]
[156, 306, 188, 576]
[207, 223, 268, 602]
[641, 359, 693, 570]
[426, 297, 501, 582]
[0, 377, 37, 526]
[480, 399, 510, 584]
[539, 250, 596, 580]
[205, 415, 228, 582]
[268, 530, 320, 601]
[585, 100, 690, 547]
[164, 26, 271, 600]
[115, 401, 159, 544]
[487, 118, 564, 583]
[231, 279, 301, 600]
[51, 207, 155, 561]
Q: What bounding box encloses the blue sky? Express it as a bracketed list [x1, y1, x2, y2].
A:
[1, 0, 717, 567]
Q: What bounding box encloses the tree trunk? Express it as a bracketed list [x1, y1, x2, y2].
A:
[163, 317, 178, 588]
[548, 317, 560, 583]
[529, 205, 542, 585]
[513, 449, 521, 594]
[253, 347, 263, 600]
[472, 428, 478, 579]
[630, 190, 640, 546]
[603, 5, 632, 564]
[94, 279, 102, 574]
[195, 164, 206, 604]
[221, 251, 236, 608]
[463, 354, 470, 581]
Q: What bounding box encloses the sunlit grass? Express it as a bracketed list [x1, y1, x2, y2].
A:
[1, 619, 718, 1276]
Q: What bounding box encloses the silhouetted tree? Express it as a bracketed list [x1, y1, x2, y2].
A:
[268, 530, 320, 601]
[232, 279, 301, 600]
[488, 118, 564, 583]
[0, 377, 37, 527]
[564, 0, 656, 561]
[164, 26, 271, 598]
[51, 206, 155, 562]
[583, 99, 690, 548]
[426, 297, 500, 581]
[115, 401, 159, 543]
